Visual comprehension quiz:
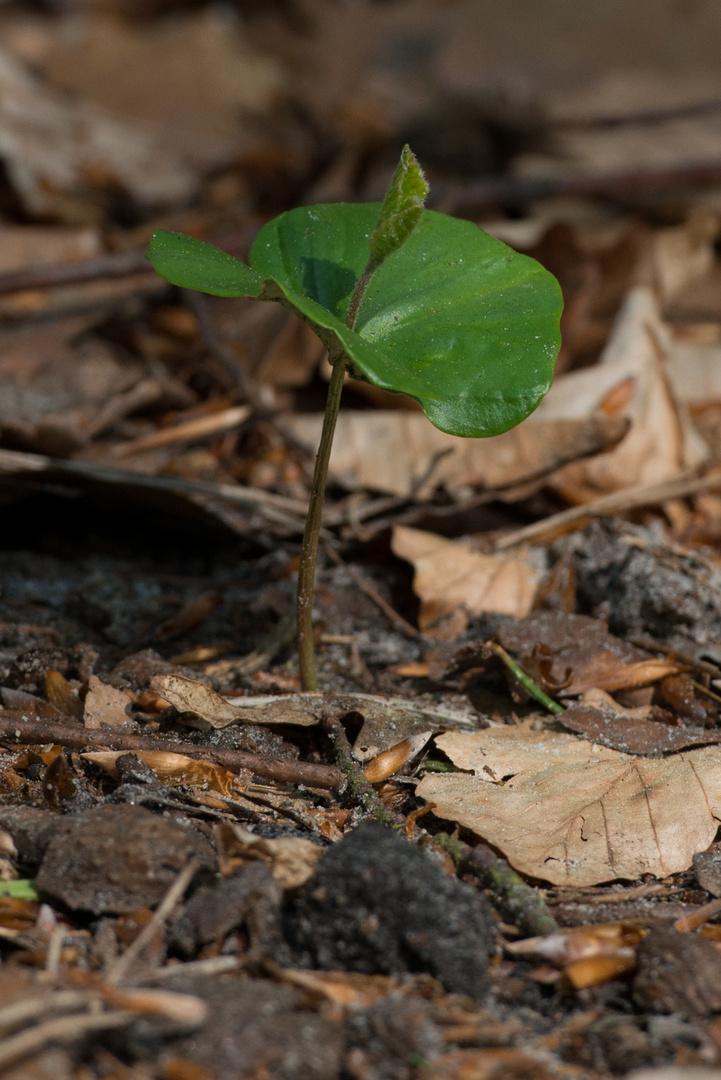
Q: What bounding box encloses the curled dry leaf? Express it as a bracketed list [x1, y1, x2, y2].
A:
[535, 287, 707, 503]
[45, 669, 83, 720]
[391, 525, 543, 639]
[82, 750, 240, 797]
[151, 675, 323, 728]
[417, 727, 721, 886]
[215, 821, 323, 890]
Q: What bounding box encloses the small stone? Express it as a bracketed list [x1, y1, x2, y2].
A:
[36, 803, 209, 914]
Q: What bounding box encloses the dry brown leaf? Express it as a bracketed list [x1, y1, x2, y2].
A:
[150, 674, 249, 727]
[0, 45, 195, 217]
[285, 409, 626, 498]
[82, 750, 238, 797]
[417, 727, 721, 886]
[215, 822, 323, 891]
[535, 287, 708, 503]
[560, 703, 721, 756]
[392, 525, 543, 638]
[0, 225, 100, 273]
[83, 675, 132, 729]
[38, 12, 283, 167]
[151, 677, 475, 752]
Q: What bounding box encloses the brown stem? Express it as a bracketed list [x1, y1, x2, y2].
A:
[296, 354, 347, 690]
[0, 712, 342, 790]
[345, 254, 379, 331]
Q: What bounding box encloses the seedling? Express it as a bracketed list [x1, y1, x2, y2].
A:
[146, 147, 562, 690]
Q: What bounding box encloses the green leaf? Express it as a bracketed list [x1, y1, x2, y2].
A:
[145, 231, 263, 298]
[368, 144, 429, 264]
[249, 203, 562, 437]
[0, 879, 39, 900]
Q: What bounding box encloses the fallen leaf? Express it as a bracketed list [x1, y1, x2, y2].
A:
[39, 11, 283, 168]
[151, 674, 251, 728]
[83, 675, 132, 729]
[0, 225, 101, 273]
[215, 821, 323, 890]
[392, 525, 543, 638]
[535, 287, 708, 503]
[417, 727, 721, 885]
[560, 704, 721, 756]
[285, 409, 626, 498]
[0, 44, 195, 217]
[151, 677, 476, 754]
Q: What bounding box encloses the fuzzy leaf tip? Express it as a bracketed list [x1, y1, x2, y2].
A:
[368, 145, 429, 263]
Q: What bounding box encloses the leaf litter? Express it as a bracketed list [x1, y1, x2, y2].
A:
[4, 1, 721, 1077]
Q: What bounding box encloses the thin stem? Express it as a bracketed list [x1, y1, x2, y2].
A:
[486, 641, 564, 714]
[345, 254, 379, 331]
[296, 252, 384, 691]
[297, 353, 347, 690]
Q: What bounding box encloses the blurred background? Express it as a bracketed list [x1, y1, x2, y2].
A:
[2, 0, 721, 536]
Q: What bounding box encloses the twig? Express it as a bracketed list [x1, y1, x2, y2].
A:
[486, 641, 564, 714]
[673, 895, 721, 933]
[0, 250, 149, 295]
[629, 638, 721, 679]
[113, 405, 252, 458]
[322, 543, 420, 639]
[0, 1010, 132, 1071]
[0, 447, 308, 533]
[323, 716, 399, 827]
[493, 468, 721, 551]
[146, 955, 242, 981]
[433, 833, 559, 938]
[434, 161, 721, 214]
[106, 858, 201, 985]
[185, 291, 269, 409]
[554, 96, 721, 130]
[0, 991, 98, 1038]
[0, 713, 342, 790]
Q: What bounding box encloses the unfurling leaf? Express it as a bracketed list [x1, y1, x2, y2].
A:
[368, 144, 429, 264]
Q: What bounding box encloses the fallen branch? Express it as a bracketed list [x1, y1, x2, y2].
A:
[493, 467, 721, 551]
[0, 250, 149, 295]
[433, 832, 559, 938]
[0, 447, 308, 533]
[323, 716, 399, 827]
[0, 713, 342, 791]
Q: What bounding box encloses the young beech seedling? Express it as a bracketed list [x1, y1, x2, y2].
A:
[146, 146, 563, 691]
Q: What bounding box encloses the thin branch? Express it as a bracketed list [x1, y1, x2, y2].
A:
[0, 1011, 132, 1071]
[323, 715, 399, 827]
[493, 467, 721, 551]
[0, 447, 309, 533]
[0, 713, 342, 790]
[0, 250, 148, 294]
[322, 543, 420, 639]
[106, 858, 201, 985]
